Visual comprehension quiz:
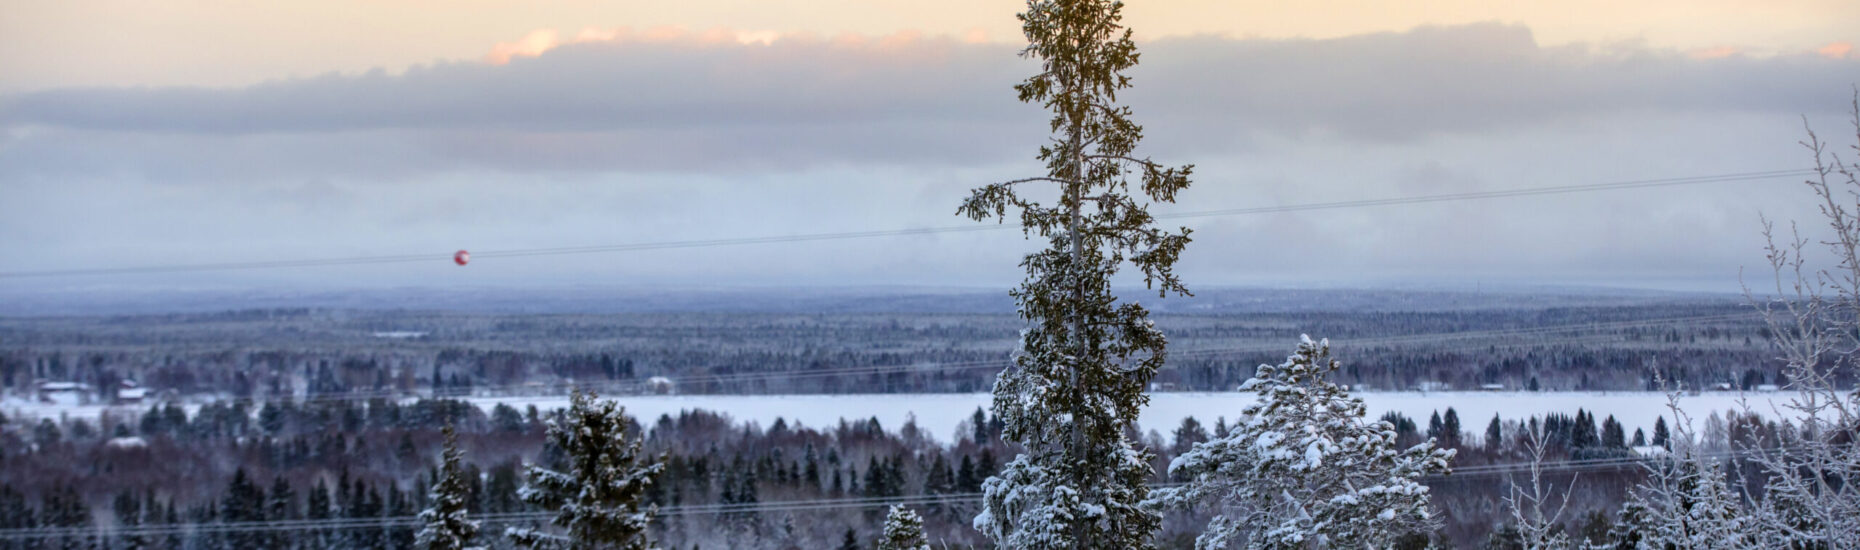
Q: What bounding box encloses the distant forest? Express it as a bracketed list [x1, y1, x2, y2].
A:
[0, 292, 1794, 401]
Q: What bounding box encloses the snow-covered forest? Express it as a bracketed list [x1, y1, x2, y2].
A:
[0, 385, 1822, 548]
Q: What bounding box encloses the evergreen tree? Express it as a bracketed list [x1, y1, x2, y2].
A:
[875, 505, 929, 550]
[1601, 415, 1626, 449]
[417, 425, 480, 550]
[1572, 409, 1598, 449]
[956, 456, 980, 493]
[962, 0, 1194, 547]
[1485, 415, 1504, 450]
[0, 484, 35, 548]
[803, 445, 822, 490]
[389, 483, 417, 549]
[1170, 417, 1209, 456]
[1633, 455, 1757, 549]
[1149, 337, 1454, 548]
[1652, 417, 1671, 449]
[112, 489, 144, 550]
[1441, 408, 1462, 449]
[268, 476, 297, 523]
[1606, 500, 1650, 550]
[353, 483, 384, 549]
[924, 454, 955, 496]
[1380, 412, 1420, 447]
[220, 468, 267, 549]
[838, 528, 861, 550]
[486, 462, 523, 514]
[863, 457, 891, 499]
[970, 408, 990, 444]
[306, 478, 332, 548]
[1632, 428, 1647, 448]
[507, 390, 663, 549]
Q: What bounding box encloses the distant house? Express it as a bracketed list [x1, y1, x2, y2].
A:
[1479, 383, 1506, 392]
[115, 380, 149, 405]
[36, 381, 91, 404]
[1754, 384, 1781, 392]
[1712, 382, 1734, 391]
[372, 331, 428, 339]
[1417, 381, 1450, 392]
[1632, 445, 1670, 457]
[106, 436, 148, 449]
[647, 376, 676, 395]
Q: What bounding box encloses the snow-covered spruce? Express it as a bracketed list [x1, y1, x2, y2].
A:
[416, 424, 480, 550]
[877, 504, 930, 550]
[1146, 336, 1454, 549]
[1620, 390, 1763, 550]
[506, 390, 664, 550]
[959, 0, 1195, 547]
[1629, 450, 1759, 549]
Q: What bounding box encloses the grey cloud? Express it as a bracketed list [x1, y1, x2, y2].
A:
[1131, 24, 1856, 145]
[1, 23, 1854, 179]
[0, 39, 1032, 133]
[3, 24, 1854, 292]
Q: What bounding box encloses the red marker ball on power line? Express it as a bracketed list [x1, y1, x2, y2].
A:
[454, 250, 470, 266]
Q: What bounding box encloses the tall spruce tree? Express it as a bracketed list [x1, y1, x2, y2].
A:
[417, 425, 480, 550]
[961, 0, 1193, 548]
[507, 390, 663, 550]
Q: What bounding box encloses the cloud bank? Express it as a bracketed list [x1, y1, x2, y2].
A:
[2, 23, 1854, 179]
[1, 23, 1853, 291]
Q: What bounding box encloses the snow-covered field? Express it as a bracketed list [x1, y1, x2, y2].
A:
[469, 391, 1793, 444]
[7, 391, 1803, 445]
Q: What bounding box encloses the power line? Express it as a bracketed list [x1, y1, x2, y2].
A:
[0, 168, 1814, 279]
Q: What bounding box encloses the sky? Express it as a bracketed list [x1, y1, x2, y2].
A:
[2, 0, 1859, 295]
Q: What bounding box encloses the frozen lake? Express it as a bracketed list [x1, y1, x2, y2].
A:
[7, 390, 1798, 445]
[467, 390, 1790, 444]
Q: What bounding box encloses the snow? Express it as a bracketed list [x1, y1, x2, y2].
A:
[3, 390, 1819, 444]
[462, 391, 1805, 445]
[106, 436, 147, 448]
[372, 331, 428, 339]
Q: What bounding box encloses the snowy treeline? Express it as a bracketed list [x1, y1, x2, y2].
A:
[0, 385, 1851, 548]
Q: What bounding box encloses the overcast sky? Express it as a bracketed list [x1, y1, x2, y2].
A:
[2, 1, 1858, 295]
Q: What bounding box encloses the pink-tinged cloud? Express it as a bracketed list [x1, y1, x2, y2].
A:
[12, 22, 1858, 152]
[484, 29, 561, 65]
[486, 26, 822, 64]
[483, 26, 988, 65]
[1688, 46, 1740, 59]
[1818, 42, 1852, 59]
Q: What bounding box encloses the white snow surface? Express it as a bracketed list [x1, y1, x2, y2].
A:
[465, 391, 1797, 444]
[4, 390, 1809, 445]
